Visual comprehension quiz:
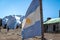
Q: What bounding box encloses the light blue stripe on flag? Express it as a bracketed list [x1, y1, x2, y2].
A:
[25, 0, 39, 18]
[22, 21, 41, 39]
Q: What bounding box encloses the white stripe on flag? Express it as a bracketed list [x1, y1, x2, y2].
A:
[22, 6, 40, 29]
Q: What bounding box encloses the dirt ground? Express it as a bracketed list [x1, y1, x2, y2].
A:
[0, 29, 60, 40]
[0, 29, 21, 40]
[44, 33, 60, 40]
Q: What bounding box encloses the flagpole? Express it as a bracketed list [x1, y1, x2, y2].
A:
[39, 0, 44, 40]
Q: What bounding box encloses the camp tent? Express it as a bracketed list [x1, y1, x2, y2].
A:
[0, 18, 2, 26]
[2, 15, 21, 29]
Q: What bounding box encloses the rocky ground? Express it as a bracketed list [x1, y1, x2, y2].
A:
[0, 29, 60, 40]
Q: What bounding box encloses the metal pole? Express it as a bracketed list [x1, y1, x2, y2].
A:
[39, 0, 44, 40]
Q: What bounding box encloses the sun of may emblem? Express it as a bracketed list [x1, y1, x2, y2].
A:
[26, 18, 31, 24]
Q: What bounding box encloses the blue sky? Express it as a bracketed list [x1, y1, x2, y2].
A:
[43, 0, 60, 20]
[0, 0, 32, 18]
[0, 0, 60, 21]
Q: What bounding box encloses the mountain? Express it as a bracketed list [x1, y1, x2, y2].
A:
[2, 15, 24, 29]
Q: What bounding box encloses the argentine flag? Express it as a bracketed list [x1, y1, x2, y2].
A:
[22, 0, 41, 39]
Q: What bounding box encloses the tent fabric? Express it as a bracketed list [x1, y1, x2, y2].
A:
[2, 15, 21, 29]
[0, 19, 2, 26]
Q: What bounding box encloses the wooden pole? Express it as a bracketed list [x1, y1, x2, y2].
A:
[39, 0, 44, 40]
